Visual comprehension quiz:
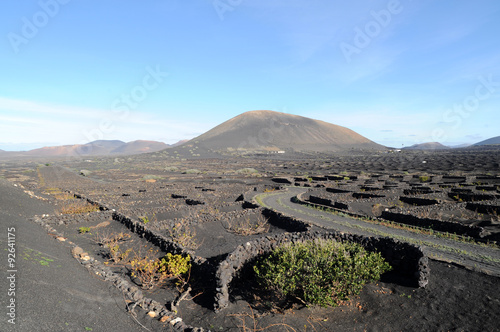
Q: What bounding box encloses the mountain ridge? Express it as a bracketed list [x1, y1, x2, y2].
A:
[403, 142, 450, 150]
[2, 110, 499, 158]
[474, 136, 500, 146]
[0, 140, 170, 158]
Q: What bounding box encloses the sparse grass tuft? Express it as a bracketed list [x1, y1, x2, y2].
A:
[224, 214, 270, 236]
[94, 231, 133, 263]
[165, 166, 179, 172]
[182, 169, 201, 174]
[58, 200, 100, 214]
[143, 175, 163, 181]
[230, 304, 297, 332]
[54, 191, 75, 200]
[168, 220, 200, 249]
[236, 168, 259, 175]
[78, 227, 91, 234]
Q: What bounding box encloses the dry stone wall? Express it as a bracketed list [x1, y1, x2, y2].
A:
[214, 228, 429, 311]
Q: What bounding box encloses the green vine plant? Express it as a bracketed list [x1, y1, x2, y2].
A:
[139, 212, 156, 224]
[167, 220, 200, 249]
[129, 250, 191, 290]
[78, 227, 91, 234]
[93, 231, 132, 263]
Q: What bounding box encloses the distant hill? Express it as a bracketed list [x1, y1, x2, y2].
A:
[171, 139, 189, 147]
[0, 140, 170, 158]
[403, 142, 450, 150]
[111, 140, 169, 154]
[25, 140, 127, 157]
[474, 136, 500, 146]
[450, 143, 472, 149]
[178, 110, 385, 155]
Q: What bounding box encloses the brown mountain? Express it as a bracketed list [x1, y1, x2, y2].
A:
[1, 140, 169, 158]
[474, 136, 500, 146]
[111, 140, 169, 154]
[184, 110, 385, 153]
[26, 140, 127, 157]
[171, 139, 189, 147]
[403, 142, 450, 150]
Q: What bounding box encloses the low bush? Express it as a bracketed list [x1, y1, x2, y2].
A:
[236, 168, 259, 175]
[254, 239, 391, 307]
[94, 231, 132, 263]
[167, 220, 200, 249]
[108, 243, 132, 263]
[58, 200, 100, 214]
[129, 250, 191, 290]
[143, 175, 163, 181]
[223, 214, 269, 236]
[182, 169, 201, 174]
[165, 166, 179, 172]
[419, 175, 430, 183]
[78, 227, 91, 234]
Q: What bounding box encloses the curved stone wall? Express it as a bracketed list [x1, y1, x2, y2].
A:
[214, 229, 429, 311]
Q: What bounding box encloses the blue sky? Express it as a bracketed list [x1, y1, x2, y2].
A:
[1, 0, 499, 151]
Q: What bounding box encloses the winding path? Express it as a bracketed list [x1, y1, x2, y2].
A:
[255, 187, 500, 277]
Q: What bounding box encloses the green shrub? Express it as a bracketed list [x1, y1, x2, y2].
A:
[143, 175, 163, 181]
[254, 239, 391, 307]
[161, 253, 191, 277]
[182, 169, 201, 174]
[236, 168, 259, 174]
[78, 227, 91, 234]
[419, 175, 430, 183]
[165, 166, 179, 172]
[130, 251, 191, 290]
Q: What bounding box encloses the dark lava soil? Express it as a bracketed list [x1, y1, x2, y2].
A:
[1, 149, 499, 331]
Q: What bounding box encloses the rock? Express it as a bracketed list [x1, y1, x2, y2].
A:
[80, 254, 91, 261]
[147, 311, 157, 318]
[56, 236, 66, 242]
[271, 177, 292, 184]
[71, 246, 84, 257]
[170, 317, 182, 325]
[93, 221, 111, 229]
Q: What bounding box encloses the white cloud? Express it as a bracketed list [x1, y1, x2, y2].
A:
[0, 97, 208, 149]
[0, 96, 104, 118]
[307, 105, 441, 147]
